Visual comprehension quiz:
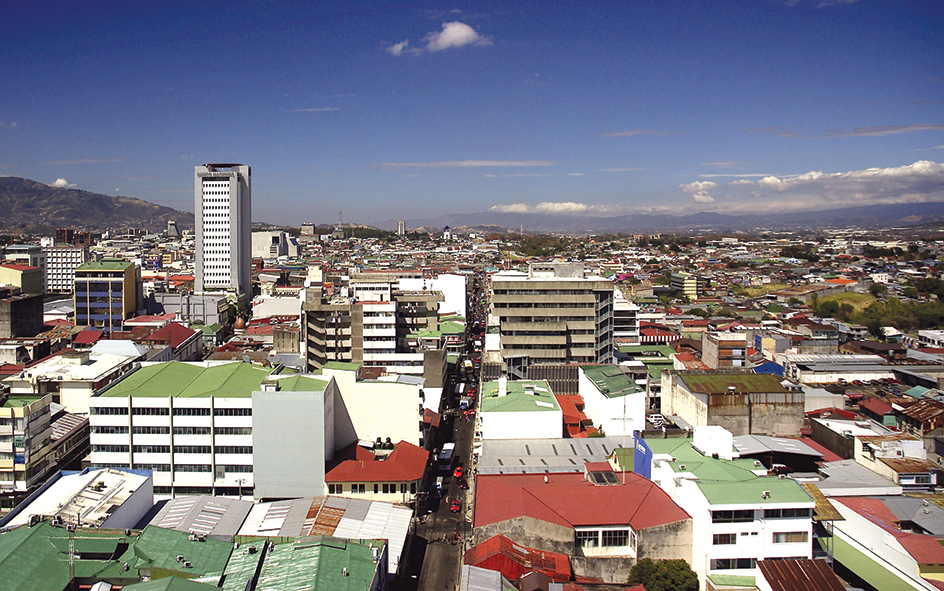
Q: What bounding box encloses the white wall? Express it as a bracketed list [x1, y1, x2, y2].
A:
[480, 408, 561, 440]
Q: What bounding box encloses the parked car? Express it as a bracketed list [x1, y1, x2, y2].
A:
[453, 465, 464, 478]
[450, 500, 461, 513]
[457, 477, 469, 490]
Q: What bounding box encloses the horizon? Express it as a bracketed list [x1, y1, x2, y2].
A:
[1, 1, 942, 226]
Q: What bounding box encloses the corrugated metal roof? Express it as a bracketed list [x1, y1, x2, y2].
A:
[757, 558, 845, 591]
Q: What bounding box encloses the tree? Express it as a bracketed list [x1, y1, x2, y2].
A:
[869, 283, 888, 297]
[627, 558, 698, 591]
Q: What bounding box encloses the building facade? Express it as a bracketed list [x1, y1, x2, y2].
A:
[490, 263, 614, 371]
[43, 245, 88, 293]
[73, 258, 137, 330]
[194, 164, 251, 300]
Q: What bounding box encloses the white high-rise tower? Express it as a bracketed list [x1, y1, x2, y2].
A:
[194, 163, 251, 300]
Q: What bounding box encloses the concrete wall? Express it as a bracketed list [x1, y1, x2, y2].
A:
[637, 518, 694, 563]
[571, 556, 636, 584]
[252, 387, 327, 500]
[472, 516, 574, 555]
[323, 367, 424, 446]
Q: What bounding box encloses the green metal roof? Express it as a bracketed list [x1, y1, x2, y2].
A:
[706, 574, 756, 588]
[323, 361, 361, 371]
[2, 396, 41, 408]
[826, 535, 914, 591]
[238, 537, 383, 591]
[272, 375, 329, 392]
[695, 475, 813, 506]
[0, 522, 232, 591]
[76, 258, 134, 271]
[123, 576, 221, 591]
[480, 380, 560, 413]
[581, 365, 640, 399]
[439, 321, 465, 335]
[100, 361, 273, 398]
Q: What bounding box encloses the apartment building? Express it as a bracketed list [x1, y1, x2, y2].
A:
[2, 245, 46, 292]
[43, 245, 88, 293]
[635, 426, 815, 587]
[702, 331, 748, 369]
[88, 361, 349, 500]
[490, 263, 614, 370]
[73, 258, 137, 331]
[670, 272, 707, 300]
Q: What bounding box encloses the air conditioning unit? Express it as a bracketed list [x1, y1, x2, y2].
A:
[762, 490, 771, 499]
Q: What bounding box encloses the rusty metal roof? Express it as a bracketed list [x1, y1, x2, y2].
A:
[757, 558, 845, 591]
[800, 483, 844, 522]
[898, 399, 944, 422]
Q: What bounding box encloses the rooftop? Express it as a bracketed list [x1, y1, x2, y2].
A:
[480, 380, 560, 413]
[679, 371, 790, 395]
[581, 365, 640, 399]
[99, 361, 274, 398]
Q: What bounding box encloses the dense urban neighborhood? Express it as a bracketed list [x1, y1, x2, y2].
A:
[2, 167, 944, 590]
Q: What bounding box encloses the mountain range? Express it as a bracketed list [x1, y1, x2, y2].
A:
[391, 201, 944, 235]
[0, 177, 193, 234]
[2, 175, 943, 236]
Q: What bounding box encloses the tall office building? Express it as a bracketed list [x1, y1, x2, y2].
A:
[194, 164, 251, 300]
[490, 263, 615, 374]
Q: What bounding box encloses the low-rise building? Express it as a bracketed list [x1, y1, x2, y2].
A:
[478, 378, 562, 440]
[578, 365, 646, 437]
[325, 440, 427, 503]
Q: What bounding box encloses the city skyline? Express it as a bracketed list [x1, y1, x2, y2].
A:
[1, 1, 942, 226]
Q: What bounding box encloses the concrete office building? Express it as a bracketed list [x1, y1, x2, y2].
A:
[702, 331, 748, 369]
[194, 164, 251, 300]
[670, 271, 707, 300]
[490, 263, 614, 370]
[43, 245, 88, 293]
[251, 230, 290, 260]
[73, 258, 137, 331]
[2, 245, 46, 292]
[88, 361, 351, 500]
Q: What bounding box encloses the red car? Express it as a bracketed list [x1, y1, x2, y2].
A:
[453, 466, 464, 478]
[457, 477, 469, 490]
[450, 500, 461, 513]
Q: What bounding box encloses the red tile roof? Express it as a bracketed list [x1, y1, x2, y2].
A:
[73, 330, 104, 345]
[473, 471, 689, 531]
[0, 262, 37, 271]
[144, 322, 197, 349]
[325, 440, 429, 483]
[858, 397, 893, 417]
[464, 534, 572, 583]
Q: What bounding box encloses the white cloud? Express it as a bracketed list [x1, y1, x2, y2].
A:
[679, 180, 718, 204]
[825, 124, 944, 137]
[424, 22, 491, 51]
[379, 160, 555, 169]
[386, 40, 412, 56]
[568, 173, 583, 176]
[50, 178, 75, 188]
[731, 179, 755, 186]
[387, 22, 490, 56]
[601, 129, 668, 138]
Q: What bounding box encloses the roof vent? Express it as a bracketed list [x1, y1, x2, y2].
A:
[762, 490, 771, 499]
[342, 567, 349, 577]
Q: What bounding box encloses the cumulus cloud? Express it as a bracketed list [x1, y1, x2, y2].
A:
[825, 124, 944, 137]
[379, 160, 554, 169]
[600, 129, 668, 138]
[50, 178, 75, 188]
[425, 21, 491, 51]
[679, 180, 718, 204]
[385, 40, 413, 56]
[731, 179, 755, 186]
[387, 22, 490, 56]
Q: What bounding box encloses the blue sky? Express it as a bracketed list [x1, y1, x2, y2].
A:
[1, 0, 942, 226]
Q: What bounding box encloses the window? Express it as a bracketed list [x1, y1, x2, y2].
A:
[173, 446, 211, 454]
[134, 463, 170, 472]
[215, 446, 252, 454]
[92, 444, 129, 453]
[713, 533, 737, 545]
[214, 408, 251, 416]
[133, 426, 169, 435]
[328, 484, 341, 494]
[133, 445, 170, 454]
[764, 508, 811, 519]
[90, 406, 128, 415]
[175, 464, 211, 472]
[712, 510, 754, 523]
[173, 407, 211, 416]
[92, 425, 129, 434]
[374, 484, 379, 494]
[602, 530, 629, 547]
[710, 558, 756, 570]
[214, 427, 252, 435]
[772, 532, 808, 543]
[131, 407, 169, 415]
[173, 426, 210, 435]
[353, 483, 365, 494]
[576, 530, 598, 548]
[219, 464, 252, 473]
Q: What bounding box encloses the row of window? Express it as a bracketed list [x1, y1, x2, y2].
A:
[711, 508, 811, 523]
[327, 482, 417, 495]
[90, 407, 252, 416]
[91, 426, 252, 436]
[575, 529, 635, 548]
[93, 463, 252, 473]
[713, 531, 808, 545]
